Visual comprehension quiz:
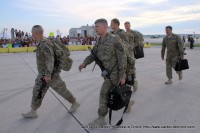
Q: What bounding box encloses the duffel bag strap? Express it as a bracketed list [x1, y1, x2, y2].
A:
[109, 105, 128, 126]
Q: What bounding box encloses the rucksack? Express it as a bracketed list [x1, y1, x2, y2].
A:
[133, 30, 144, 42]
[51, 40, 73, 71]
[108, 84, 132, 126]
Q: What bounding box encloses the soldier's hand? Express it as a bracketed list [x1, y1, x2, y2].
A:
[119, 78, 125, 85]
[43, 76, 51, 83]
[79, 64, 86, 72]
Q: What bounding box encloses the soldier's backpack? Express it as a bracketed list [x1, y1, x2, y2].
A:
[51, 40, 73, 71]
[134, 30, 144, 43]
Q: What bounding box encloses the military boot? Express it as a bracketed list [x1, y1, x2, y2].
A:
[165, 79, 172, 84]
[125, 100, 135, 113]
[178, 72, 183, 80]
[88, 116, 107, 128]
[68, 101, 80, 113]
[21, 109, 38, 118]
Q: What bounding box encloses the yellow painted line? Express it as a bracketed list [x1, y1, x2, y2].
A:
[0, 44, 149, 53]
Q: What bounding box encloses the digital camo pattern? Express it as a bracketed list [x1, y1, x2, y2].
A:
[83, 33, 127, 117]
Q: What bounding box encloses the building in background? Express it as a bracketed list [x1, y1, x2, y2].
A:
[69, 24, 112, 37]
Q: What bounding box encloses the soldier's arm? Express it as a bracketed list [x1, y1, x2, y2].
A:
[128, 33, 135, 48]
[133, 31, 140, 46]
[114, 36, 127, 80]
[83, 45, 97, 66]
[161, 38, 166, 59]
[120, 31, 129, 44]
[42, 44, 54, 77]
[176, 35, 184, 58]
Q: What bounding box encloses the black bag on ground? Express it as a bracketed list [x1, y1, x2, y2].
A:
[107, 85, 132, 126]
[175, 59, 189, 71]
[134, 45, 144, 59]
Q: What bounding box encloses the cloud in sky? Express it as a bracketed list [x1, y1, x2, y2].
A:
[0, 0, 200, 36]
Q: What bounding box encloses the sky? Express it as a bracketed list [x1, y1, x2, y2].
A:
[0, 0, 200, 37]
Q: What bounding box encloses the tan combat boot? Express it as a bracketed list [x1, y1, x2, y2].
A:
[165, 79, 172, 84]
[88, 116, 107, 128]
[68, 101, 80, 113]
[125, 100, 135, 113]
[21, 109, 38, 118]
[178, 72, 183, 80]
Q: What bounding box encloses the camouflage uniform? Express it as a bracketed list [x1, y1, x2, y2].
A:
[112, 29, 136, 82]
[31, 38, 76, 110]
[83, 33, 126, 117]
[128, 30, 143, 47]
[161, 34, 184, 80]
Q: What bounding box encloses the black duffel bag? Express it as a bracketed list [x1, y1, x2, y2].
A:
[175, 59, 189, 71]
[134, 45, 144, 59]
[107, 84, 132, 126]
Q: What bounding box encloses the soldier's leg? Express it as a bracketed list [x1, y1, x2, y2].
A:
[88, 78, 112, 127]
[165, 58, 173, 84]
[125, 66, 136, 113]
[126, 64, 137, 92]
[22, 76, 49, 118]
[171, 57, 183, 80]
[98, 78, 113, 117]
[50, 73, 79, 112]
[133, 66, 138, 93]
[31, 78, 49, 110]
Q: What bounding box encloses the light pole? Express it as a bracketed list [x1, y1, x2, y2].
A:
[5, 28, 8, 38]
[2, 28, 8, 39]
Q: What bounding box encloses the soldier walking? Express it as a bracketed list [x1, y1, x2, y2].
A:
[110, 18, 137, 113]
[79, 19, 127, 127]
[161, 26, 184, 84]
[22, 25, 80, 118]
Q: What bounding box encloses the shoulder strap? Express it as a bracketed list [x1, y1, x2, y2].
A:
[109, 105, 128, 126]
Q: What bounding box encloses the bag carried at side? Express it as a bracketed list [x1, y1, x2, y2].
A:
[134, 45, 144, 59]
[107, 85, 132, 126]
[175, 59, 189, 71]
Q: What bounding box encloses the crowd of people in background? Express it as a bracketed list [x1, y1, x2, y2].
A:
[0, 27, 98, 48]
[0, 38, 37, 48]
[64, 35, 97, 45]
[0, 34, 97, 48]
[0, 28, 198, 49]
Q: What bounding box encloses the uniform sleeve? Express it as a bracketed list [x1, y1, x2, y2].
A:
[114, 36, 127, 79]
[83, 45, 97, 66]
[120, 32, 129, 44]
[42, 43, 54, 77]
[133, 31, 141, 46]
[161, 38, 166, 58]
[176, 35, 184, 56]
[128, 33, 135, 48]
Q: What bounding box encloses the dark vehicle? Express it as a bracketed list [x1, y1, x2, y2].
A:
[151, 35, 160, 38]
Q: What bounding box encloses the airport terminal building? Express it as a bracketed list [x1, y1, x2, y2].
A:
[69, 24, 112, 37]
